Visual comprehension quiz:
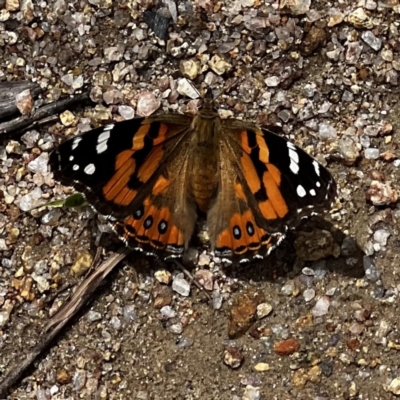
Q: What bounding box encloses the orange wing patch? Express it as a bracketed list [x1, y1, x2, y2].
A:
[255, 131, 270, 164]
[103, 121, 171, 207]
[234, 182, 246, 201]
[215, 210, 273, 256]
[103, 156, 136, 204]
[258, 199, 278, 220]
[132, 123, 150, 150]
[262, 171, 288, 218]
[137, 145, 165, 182]
[153, 175, 170, 195]
[240, 153, 261, 194]
[240, 130, 254, 153]
[114, 197, 185, 254]
[152, 123, 169, 145]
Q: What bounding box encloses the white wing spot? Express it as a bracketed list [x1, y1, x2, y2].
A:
[84, 163, 96, 175]
[69, 155, 74, 161]
[98, 130, 111, 143]
[104, 124, 115, 131]
[96, 142, 108, 154]
[310, 189, 316, 196]
[288, 148, 300, 174]
[72, 164, 79, 171]
[71, 137, 82, 150]
[287, 142, 300, 174]
[313, 160, 320, 177]
[96, 130, 111, 154]
[316, 181, 321, 187]
[287, 141, 296, 151]
[289, 159, 299, 174]
[289, 148, 299, 163]
[297, 185, 306, 198]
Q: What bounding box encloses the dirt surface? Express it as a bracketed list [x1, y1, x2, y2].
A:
[1, 0, 400, 399]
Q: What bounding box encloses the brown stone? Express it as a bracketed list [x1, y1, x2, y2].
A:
[57, 368, 71, 384]
[152, 284, 173, 309]
[274, 338, 301, 356]
[228, 290, 264, 339]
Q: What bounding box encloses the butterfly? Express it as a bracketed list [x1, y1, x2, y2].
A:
[49, 92, 336, 263]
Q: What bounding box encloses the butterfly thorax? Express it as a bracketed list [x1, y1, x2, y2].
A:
[187, 108, 221, 213]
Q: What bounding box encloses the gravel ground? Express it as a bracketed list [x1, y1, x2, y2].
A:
[1, 0, 400, 399]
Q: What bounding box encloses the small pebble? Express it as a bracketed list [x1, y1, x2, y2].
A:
[123, 305, 137, 323]
[281, 281, 295, 296]
[70, 251, 93, 278]
[154, 270, 172, 285]
[194, 269, 213, 291]
[364, 148, 379, 160]
[361, 31, 382, 51]
[274, 338, 300, 356]
[160, 305, 176, 319]
[176, 78, 199, 99]
[363, 256, 380, 282]
[265, 76, 280, 87]
[27, 153, 48, 174]
[318, 123, 337, 139]
[374, 320, 391, 344]
[110, 316, 121, 330]
[87, 311, 102, 322]
[388, 378, 400, 395]
[303, 288, 315, 302]
[302, 267, 315, 276]
[256, 303, 273, 319]
[373, 229, 390, 247]
[169, 322, 183, 334]
[366, 181, 398, 206]
[242, 385, 260, 400]
[176, 336, 194, 349]
[223, 346, 243, 369]
[118, 105, 135, 120]
[312, 296, 330, 317]
[253, 362, 270, 372]
[136, 91, 160, 117]
[172, 274, 190, 297]
[213, 284, 223, 310]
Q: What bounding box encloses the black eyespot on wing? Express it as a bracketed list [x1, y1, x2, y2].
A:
[233, 225, 242, 240]
[144, 216, 153, 229]
[158, 220, 168, 234]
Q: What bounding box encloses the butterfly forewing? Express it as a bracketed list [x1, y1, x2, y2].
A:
[50, 115, 192, 218]
[260, 126, 336, 213]
[228, 124, 335, 227]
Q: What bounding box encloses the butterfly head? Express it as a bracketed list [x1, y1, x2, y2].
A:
[197, 89, 220, 121]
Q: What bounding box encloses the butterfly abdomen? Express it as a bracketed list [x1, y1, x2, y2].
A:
[188, 112, 222, 213]
[188, 146, 219, 213]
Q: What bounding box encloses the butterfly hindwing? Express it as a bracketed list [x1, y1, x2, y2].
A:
[111, 139, 197, 256]
[207, 140, 284, 261]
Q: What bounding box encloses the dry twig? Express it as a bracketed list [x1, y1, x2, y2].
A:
[0, 247, 132, 397]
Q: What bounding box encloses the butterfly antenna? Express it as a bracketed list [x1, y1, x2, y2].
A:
[213, 53, 269, 101]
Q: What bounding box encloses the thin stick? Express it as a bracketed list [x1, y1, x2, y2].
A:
[0, 247, 131, 397]
[0, 92, 90, 136]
